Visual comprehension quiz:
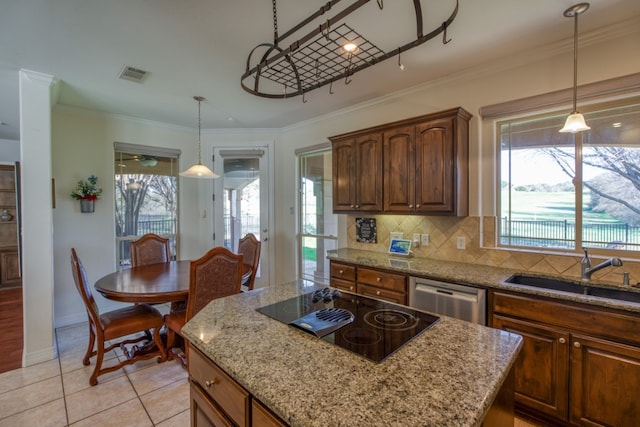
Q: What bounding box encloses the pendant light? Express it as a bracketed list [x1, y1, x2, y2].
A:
[559, 3, 590, 133]
[180, 96, 219, 178]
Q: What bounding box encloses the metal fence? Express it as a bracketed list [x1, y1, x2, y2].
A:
[501, 218, 640, 250]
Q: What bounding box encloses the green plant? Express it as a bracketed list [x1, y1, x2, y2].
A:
[71, 175, 103, 200]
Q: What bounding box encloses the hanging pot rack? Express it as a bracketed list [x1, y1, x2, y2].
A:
[240, 0, 459, 100]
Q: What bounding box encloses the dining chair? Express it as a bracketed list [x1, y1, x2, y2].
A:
[130, 233, 170, 267]
[70, 248, 167, 386]
[164, 246, 243, 366]
[130, 233, 186, 313]
[237, 233, 261, 290]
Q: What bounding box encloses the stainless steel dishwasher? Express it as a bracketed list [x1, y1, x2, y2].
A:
[409, 277, 486, 325]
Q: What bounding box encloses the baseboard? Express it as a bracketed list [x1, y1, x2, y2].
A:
[23, 346, 57, 367]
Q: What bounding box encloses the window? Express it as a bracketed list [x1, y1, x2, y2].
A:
[499, 98, 640, 253]
[297, 144, 338, 283]
[114, 143, 180, 267]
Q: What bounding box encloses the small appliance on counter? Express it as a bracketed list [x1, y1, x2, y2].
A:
[257, 287, 440, 363]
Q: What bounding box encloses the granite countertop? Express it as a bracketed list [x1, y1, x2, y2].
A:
[327, 248, 640, 314]
[182, 280, 523, 427]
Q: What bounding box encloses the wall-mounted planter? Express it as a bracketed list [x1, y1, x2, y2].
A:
[80, 199, 95, 213]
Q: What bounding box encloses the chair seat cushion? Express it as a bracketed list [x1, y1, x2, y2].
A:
[100, 304, 164, 340]
[164, 310, 186, 336]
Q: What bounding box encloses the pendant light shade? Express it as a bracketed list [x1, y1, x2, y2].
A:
[180, 96, 219, 178]
[559, 3, 590, 134]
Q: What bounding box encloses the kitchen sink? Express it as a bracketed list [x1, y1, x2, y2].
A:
[505, 274, 640, 304]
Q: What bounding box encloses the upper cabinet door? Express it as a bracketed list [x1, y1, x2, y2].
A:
[415, 118, 455, 213]
[383, 126, 415, 212]
[332, 138, 356, 212]
[353, 134, 383, 212]
[331, 134, 383, 212]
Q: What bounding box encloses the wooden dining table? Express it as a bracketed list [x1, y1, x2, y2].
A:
[94, 260, 252, 304]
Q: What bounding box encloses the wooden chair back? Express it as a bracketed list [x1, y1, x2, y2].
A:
[237, 233, 261, 290]
[70, 248, 101, 328]
[186, 246, 243, 322]
[130, 233, 170, 267]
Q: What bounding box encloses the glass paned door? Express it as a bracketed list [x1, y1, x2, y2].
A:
[298, 149, 337, 283]
[212, 148, 270, 288]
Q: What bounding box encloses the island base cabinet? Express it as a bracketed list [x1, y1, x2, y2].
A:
[191, 383, 234, 427]
[570, 334, 640, 427]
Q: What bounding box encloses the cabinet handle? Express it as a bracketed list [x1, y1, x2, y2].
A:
[349, 286, 354, 291]
[339, 269, 344, 274]
[355, 204, 360, 208]
[350, 204, 355, 208]
[559, 338, 566, 344]
[416, 204, 420, 208]
[204, 378, 218, 388]
[376, 290, 381, 295]
[409, 204, 413, 208]
[376, 277, 381, 282]
[573, 341, 581, 348]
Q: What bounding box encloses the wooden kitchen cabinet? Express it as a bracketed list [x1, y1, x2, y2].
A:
[383, 108, 470, 215]
[189, 346, 287, 427]
[329, 262, 356, 293]
[0, 165, 20, 289]
[490, 290, 640, 426]
[330, 261, 408, 305]
[331, 107, 471, 215]
[331, 133, 383, 212]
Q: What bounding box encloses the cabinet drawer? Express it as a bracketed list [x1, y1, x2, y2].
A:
[330, 262, 356, 281]
[357, 268, 406, 293]
[330, 278, 355, 293]
[190, 382, 234, 427]
[190, 347, 249, 427]
[357, 283, 406, 305]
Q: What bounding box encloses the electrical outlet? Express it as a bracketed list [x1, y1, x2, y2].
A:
[421, 234, 430, 246]
[456, 236, 466, 250]
[390, 232, 403, 241]
[412, 233, 421, 247]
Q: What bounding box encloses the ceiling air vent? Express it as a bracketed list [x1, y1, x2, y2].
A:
[118, 65, 149, 83]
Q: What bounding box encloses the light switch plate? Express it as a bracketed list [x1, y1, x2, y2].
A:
[412, 233, 421, 247]
[456, 236, 466, 250]
[421, 234, 430, 246]
[390, 232, 403, 241]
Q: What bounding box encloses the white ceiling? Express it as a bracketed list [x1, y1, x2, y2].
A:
[1, 0, 639, 141]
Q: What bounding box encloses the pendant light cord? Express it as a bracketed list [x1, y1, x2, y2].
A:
[194, 95, 205, 165]
[571, 12, 579, 113]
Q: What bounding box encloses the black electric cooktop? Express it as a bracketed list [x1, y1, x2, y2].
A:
[256, 288, 440, 363]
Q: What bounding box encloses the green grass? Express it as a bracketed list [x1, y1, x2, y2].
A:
[501, 191, 623, 224]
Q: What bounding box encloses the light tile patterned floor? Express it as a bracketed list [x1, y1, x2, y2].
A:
[0, 321, 546, 427]
[0, 321, 189, 427]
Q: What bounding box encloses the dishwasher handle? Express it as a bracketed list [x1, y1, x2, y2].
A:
[415, 283, 479, 302]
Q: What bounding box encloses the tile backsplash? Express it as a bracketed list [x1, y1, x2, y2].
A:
[346, 215, 640, 287]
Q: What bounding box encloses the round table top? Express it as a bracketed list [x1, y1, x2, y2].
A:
[95, 260, 191, 304]
[95, 260, 252, 304]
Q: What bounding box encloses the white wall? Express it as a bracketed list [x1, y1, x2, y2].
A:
[43, 25, 640, 331]
[0, 138, 20, 162]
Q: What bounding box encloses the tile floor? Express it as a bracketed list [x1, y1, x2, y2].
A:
[1, 320, 544, 427]
[0, 320, 189, 427]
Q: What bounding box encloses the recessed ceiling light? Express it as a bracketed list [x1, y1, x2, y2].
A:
[341, 42, 359, 54]
[612, 122, 622, 128]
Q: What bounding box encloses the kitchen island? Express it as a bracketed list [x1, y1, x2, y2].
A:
[182, 280, 522, 427]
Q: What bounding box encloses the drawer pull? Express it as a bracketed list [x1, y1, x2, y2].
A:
[376, 277, 381, 282]
[349, 286, 354, 291]
[573, 341, 581, 348]
[376, 290, 381, 295]
[339, 269, 344, 274]
[205, 378, 219, 388]
[559, 338, 566, 344]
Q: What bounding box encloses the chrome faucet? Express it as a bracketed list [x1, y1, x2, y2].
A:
[581, 247, 623, 281]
